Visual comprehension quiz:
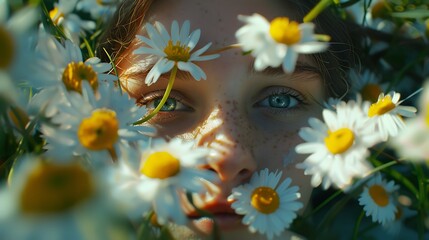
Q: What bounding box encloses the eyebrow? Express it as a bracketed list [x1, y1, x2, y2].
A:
[122, 59, 321, 83]
[251, 61, 322, 77]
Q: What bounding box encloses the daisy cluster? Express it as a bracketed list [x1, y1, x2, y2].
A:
[0, 1, 221, 239]
[0, 0, 429, 240]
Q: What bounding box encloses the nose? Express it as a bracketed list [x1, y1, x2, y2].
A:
[195, 107, 257, 184]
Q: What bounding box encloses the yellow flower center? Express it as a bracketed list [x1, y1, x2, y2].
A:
[269, 17, 301, 45]
[62, 62, 98, 93]
[371, 1, 389, 19]
[164, 40, 191, 62]
[368, 95, 396, 117]
[361, 84, 383, 103]
[368, 184, 389, 207]
[0, 26, 15, 69]
[49, 7, 64, 25]
[140, 151, 181, 179]
[324, 128, 355, 154]
[20, 162, 94, 214]
[77, 109, 119, 150]
[250, 186, 280, 214]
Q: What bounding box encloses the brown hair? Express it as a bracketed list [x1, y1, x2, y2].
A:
[97, 0, 154, 66]
[97, 0, 361, 98]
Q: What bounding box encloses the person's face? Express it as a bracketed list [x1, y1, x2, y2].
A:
[119, 0, 325, 239]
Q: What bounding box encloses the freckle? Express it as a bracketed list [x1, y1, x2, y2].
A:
[226, 100, 231, 104]
[218, 18, 222, 22]
[273, 145, 277, 149]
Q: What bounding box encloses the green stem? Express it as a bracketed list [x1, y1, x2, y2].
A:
[368, 160, 397, 175]
[352, 211, 365, 240]
[82, 38, 95, 58]
[303, 0, 334, 23]
[103, 47, 122, 95]
[414, 164, 427, 240]
[133, 66, 177, 125]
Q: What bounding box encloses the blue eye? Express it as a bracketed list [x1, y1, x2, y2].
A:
[142, 92, 191, 112]
[153, 98, 177, 111]
[258, 94, 299, 109]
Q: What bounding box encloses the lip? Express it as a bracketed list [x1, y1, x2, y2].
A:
[187, 200, 243, 232]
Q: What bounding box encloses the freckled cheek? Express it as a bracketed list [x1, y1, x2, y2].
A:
[251, 132, 302, 168]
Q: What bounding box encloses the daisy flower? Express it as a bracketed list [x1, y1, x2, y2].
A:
[41, 82, 153, 164]
[348, 68, 386, 103]
[295, 99, 382, 189]
[345, 0, 395, 34]
[31, 34, 117, 92]
[48, 0, 96, 43]
[133, 20, 220, 85]
[110, 138, 219, 225]
[0, 155, 134, 240]
[358, 173, 399, 225]
[365, 91, 417, 140]
[228, 169, 303, 240]
[390, 81, 429, 161]
[235, 13, 328, 73]
[24, 34, 117, 116]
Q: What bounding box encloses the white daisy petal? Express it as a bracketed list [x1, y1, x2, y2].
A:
[146, 58, 174, 85]
[299, 23, 316, 42]
[282, 49, 298, 73]
[155, 21, 171, 43]
[179, 20, 191, 43]
[186, 29, 201, 50]
[293, 42, 329, 54]
[145, 23, 167, 50]
[170, 20, 180, 43]
[177, 61, 206, 80]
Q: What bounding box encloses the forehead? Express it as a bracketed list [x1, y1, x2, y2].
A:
[145, 0, 302, 48]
